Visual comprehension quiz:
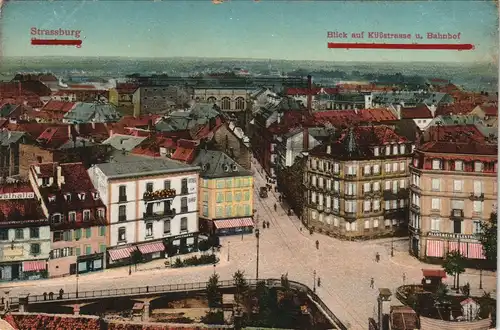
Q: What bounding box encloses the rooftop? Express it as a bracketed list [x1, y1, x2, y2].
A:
[0, 130, 25, 146]
[41, 100, 76, 113]
[192, 149, 252, 178]
[102, 134, 147, 152]
[94, 157, 199, 179]
[0, 199, 46, 228]
[63, 102, 121, 123]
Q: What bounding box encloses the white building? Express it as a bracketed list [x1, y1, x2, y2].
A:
[88, 157, 200, 264]
[0, 188, 51, 281]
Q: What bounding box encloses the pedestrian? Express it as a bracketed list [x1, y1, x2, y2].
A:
[58, 288, 64, 299]
[43, 292, 47, 301]
[315, 240, 319, 249]
[375, 252, 380, 263]
[267, 221, 270, 228]
[262, 222, 266, 229]
[317, 277, 321, 287]
[48, 292, 54, 300]
[274, 203, 277, 211]
[402, 272, 406, 284]
[278, 195, 282, 202]
[370, 277, 374, 289]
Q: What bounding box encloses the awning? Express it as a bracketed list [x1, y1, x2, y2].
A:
[214, 217, 254, 229]
[138, 241, 165, 254]
[426, 239, 444, 258]
[422, 269, 447, 278]
[108, 246, 136, 261]
[448, 241, 468, 256]
[467, 243, 486, 259]
[22, 260, 46, 272]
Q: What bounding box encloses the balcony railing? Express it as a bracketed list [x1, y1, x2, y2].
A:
[469, 192, 485, 201]
[344, 211, 356, 219]
[143, 189, 176, 202]
[344, 174, 357, 179]
[143, 208, 176, 221]
[450, 209, 464, 219]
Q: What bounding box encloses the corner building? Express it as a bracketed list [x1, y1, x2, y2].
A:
[304, 126, 414, 238]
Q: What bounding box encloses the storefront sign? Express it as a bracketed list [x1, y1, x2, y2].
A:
[0, 192, 35, 200]
[3, 248, 24, 258]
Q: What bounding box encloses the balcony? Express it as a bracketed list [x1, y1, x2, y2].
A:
[344, 174, 357, 180]
[344, 211, 356, 220]
[384, 208, 406, 219]
[118, 195, 127, 203]
[143, 208, 176, 221]
[410, 204, 421, 213]
[143, 189, 176, 203]
[469, 192, 485, 201]
[450, 209, 464, 220]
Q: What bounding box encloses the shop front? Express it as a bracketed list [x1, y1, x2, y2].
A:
[213, 217, 254, 236]
[22, 260, 47, 280]
[107, 246, 138, 268]
[137, 241, 165, 262]
[164, 232, 199, 255]
[75, 253, 104, 275]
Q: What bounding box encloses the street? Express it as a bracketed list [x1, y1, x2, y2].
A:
[0, 158, 496, 330]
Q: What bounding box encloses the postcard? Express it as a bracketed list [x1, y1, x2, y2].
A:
[0, 1, 498, 330]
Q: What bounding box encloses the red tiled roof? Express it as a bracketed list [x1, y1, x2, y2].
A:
[0, 199, 46, 225]
[436, 102, 476, 116]
[36, 126, 70, 149]
[401, 104, 433, 119]
[116, 83, 138, 94]
[118, 115, 160, 128]
[38, 74, 58, 82]
[41, 100, 76, 112]
[286, 87, 340, 95]
[5, 123, 66, 139]
[171, 147, 196, 162]
[480, 105, 498, 117]
[131, 135, 177, 157]
[0, 183, 33, 194]
[29, 110, 66, 122]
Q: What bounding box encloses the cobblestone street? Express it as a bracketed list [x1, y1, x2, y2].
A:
[0, 158, 496, 330]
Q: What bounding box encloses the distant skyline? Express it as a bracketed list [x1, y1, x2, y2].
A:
[1, 1, 498, 63]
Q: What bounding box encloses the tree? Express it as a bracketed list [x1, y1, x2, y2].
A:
[442, 250, 466, 292]
[478, 212, 497, 268]
[233, 270, 249, 304]
[198, 239, 210, 253]
[206, 273, 221, 309]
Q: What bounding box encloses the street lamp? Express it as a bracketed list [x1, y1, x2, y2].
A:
[76, 263, 79, 299]
[313, 270, 316, 293]
[129, 255, 132, 275]
[255, 229, 260, 280]
[213, 264, 216, 275]
[391, 236, 394, 257]
[479, 269, 483, 289]
[227, 241, 230, 262]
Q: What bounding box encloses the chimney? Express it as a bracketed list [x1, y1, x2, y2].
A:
[56, 165, 65, 188]
[91, 121, 96, 129]
[67, 125, 72, 139]
[395, 104, 401, 119]
[303, 127, 309, 151]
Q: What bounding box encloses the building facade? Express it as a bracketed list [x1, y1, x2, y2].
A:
[88, 157, 200, 265]
[29, 162, 107, 277]
[304, 126, 414, 239]
[192, 150, 254, 235]
[408, 125, 497, 261]
[0, 184, 50, 281]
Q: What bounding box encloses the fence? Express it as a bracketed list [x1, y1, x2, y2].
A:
[9, 278, 348, 330]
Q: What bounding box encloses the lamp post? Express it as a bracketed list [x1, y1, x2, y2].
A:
[255, 229, 260, 280]
[76, 264, 79, 299]
[227, 241, 230, 262]
[313, 270, 316, 293]
[391, 236, 394, 257]
[213, 264, 216, 275]
[479, 269, 483, 290]
[129, 255, 132, 275]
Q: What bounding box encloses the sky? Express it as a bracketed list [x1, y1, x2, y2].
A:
[0, 0, 498, 63]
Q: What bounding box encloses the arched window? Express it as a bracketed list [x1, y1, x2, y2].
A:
[221, 97, 231, 110]
[235, 97, 245, 110]
[207, 97, 217, 104]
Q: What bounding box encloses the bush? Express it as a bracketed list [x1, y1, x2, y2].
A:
[174, 258, 183, 268]
[180, 254, 217, 267]
[198, 239, 210, 252]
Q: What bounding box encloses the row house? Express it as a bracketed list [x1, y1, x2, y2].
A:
[315, 92, 373, 111]
[0, 183, 50, 281]
[29, 162, 107, 277]
[88, 157, 200, 266]
[193, 150, 254, 236]
[132, 86, 192, 116]
[57, 85, 108, 102]
[409, 125, 497, 261]
[304, 126, 414, 239]
[108, 83, 138, 108]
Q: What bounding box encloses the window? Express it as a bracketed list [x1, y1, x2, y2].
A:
[374, 147, 379, 156]
[430, 217, 440, 231]
[453, 180, 463, 192]
[399, 145, 406, 154]
[181, 197, 188, 213]
[53, 231, 63, 242]
[100, 244, 106, 253]
[384, 181, 391, 190]
[385, 219, 391, 228]
[363, 200, 371, 212]
[118, 227, 126, 242]
[64, 231, 71, 241]
[453, 220, 462, 234]
[473, 220, 482, 234]
[225, 205, 232, 217]
[202, 192, 209, 202]
[164, 180, 171, 190]
[180, 217, 188, 232]
[146, 182, 154, 192]
[333, 198, 339, 210]
[181, 178, 188, 194]
[311, 176, 317, 186]
[333, 163, 340, 174]
[235, 97, 245, 110]
[345, 183, 356, 196]
[146, 222, 153, 236]
[74, 229, 82, 240]
[473, 181, 483, 194]
[474, 161, 483, 172]
[216, 206, 223, 217]
[431, 178, 440, 191]
[68, 212, 76, 222]
[235, 192, 242, 201]
[99, 226, 106, 236]
[399, 179, 405, 189]
[432, 159, 441, 170]
[399, 162, 405, 172]
[83, 210, 91, 222]
[42, 177, 49, 186]
[97, 208, 104, 219]
[385, 147, 390, 156]
[85, 227, 91, 238]
[385, 163, 391, 173]
[225, 179, 232, 188]
[216, 192, 224, 203]
[85, 245, 92, 255]
[373, 219, 379, 228]
[455, 161, 463, 171]
[333, 181, 340, 192]
[363, 182, 371, 193]
[473, 201, 483, 213]
[0, 229, 8, 240]
[202, 204, 209, 217]
[373, 182, 380, 191]
[373, 164, 380, 174]
[30, 243, 40, 255]
[216, 180, 225, 188]
[235, 178, 241, 188]
[364, 220, 370, 229]
[244, 191, 250, 201]
[363, 165, 371, 175]
[344, 200, 356, 212]
[392, 162, 398, 172]
[119, 185, 127, 202]
[29, 228, 39, 239]
[118, 205, 127, 222]
[221, 97, 231, 110]
[385, 201, 391, 210]
[225, 192, 232, 202]
[164, 220, 171, 234]
[15, 229, 23, 239]
[431, 198, 440, 210]
[392, 145, 398, 155]
[373, 200, 380, 211]
[52, 214, 61, 223]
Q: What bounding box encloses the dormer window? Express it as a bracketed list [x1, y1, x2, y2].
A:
[392, 144, 398, 155]
[42, 178, 50, 186]
[454, 161, 463, 171]
[474, 161, 483, 172]
[374, 147, 379, 156]
[93, 192, 100, 200]
[432, 159, 442, 170]
[52, 213, 61, 223]
[79, 193, 86, 201]
[385, 147, 390, 156]
[399, 145, 406, 154]
[48, 195, 56, 203]
[64, 193, 71, 202]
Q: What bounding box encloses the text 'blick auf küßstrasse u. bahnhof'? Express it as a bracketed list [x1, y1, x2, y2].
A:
[327, 31, 462, 40]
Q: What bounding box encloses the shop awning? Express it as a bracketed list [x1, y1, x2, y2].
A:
[22, 260, 46, 272]
[138, 241, 165, 254]
[214, 217, 254, 229]
[108, 246, 137, 261]
[426, 239, 444, 258]
[467, 243, 486, 259]
[448, 241, 468, 255]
